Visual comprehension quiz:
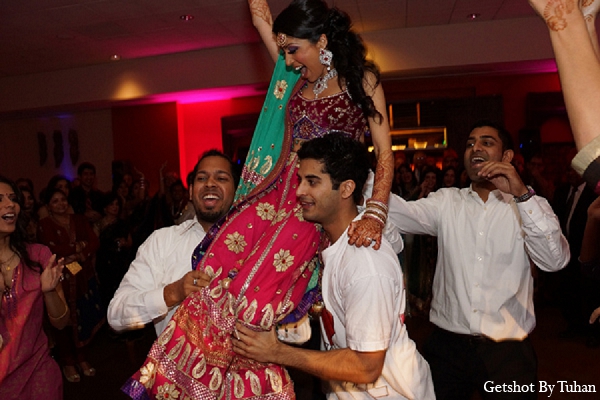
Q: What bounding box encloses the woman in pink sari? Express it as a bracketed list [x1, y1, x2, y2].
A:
[0, 176, 69, 400]
[123, 1, 394, 398]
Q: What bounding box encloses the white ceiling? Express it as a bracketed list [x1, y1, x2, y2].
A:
[0, 0, 537, 78]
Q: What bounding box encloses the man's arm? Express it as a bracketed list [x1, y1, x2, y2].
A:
[107, 231, 209, 331]
[478, 160, 570, 271]
[233, 323, 385, 384]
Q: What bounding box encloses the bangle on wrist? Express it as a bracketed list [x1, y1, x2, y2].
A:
[48, 304, 69, 320]
[514, 186, 536, 203]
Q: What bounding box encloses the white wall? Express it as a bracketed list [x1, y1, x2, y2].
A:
[0, 109, 114, 196]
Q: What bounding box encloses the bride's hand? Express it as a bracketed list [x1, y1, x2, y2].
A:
[528, 0, 578, 31]
[348, 217, 383, 250]
[249, 0, 272, 26]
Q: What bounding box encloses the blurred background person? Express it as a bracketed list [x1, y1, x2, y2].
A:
[94, 192, 132, 311]
[37, 188, 103, 383]
[441, 166, 459, 189]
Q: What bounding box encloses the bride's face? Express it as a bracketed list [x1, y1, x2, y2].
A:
[281, 35, 327, 83]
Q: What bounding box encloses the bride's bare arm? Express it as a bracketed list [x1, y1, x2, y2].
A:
[529, 0, 600, 150]
[249, 0, 279, 62]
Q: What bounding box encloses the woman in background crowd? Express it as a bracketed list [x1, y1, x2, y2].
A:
[0, 176, 69, 399]
[37, 188, 103, 383]
[94, 192, 132, 310]
[38, 175, 74, 220]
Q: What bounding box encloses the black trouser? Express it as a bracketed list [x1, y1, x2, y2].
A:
[423, 327, 537, 400]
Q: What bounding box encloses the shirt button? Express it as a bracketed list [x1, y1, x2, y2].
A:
[477, 256, 482, 261]
[528, 210, 533, 214]
[473, 309, 478, 313]
[478, 232, 483, 236]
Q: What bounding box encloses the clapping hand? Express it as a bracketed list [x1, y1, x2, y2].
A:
[40, 255, 65, 293]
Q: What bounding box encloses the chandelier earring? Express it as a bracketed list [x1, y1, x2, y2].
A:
[319, 48, 333, 70]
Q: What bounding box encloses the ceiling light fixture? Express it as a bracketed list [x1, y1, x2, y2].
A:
[180, 15, 194, 21]
[110, 54, 121, 61]
[467, 13, 481, 20]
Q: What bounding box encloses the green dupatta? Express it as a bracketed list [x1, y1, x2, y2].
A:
[234, 54, 301, 203]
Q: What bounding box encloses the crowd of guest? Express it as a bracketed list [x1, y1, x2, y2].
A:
[4, 159, 195, 387]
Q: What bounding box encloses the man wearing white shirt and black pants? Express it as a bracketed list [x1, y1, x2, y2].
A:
[108, 150, 237, 336]
[386, 120, 570, 399]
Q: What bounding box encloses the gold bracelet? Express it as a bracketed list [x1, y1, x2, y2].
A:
[48, 304, 69, 320]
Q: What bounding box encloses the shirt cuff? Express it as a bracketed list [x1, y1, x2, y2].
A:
[148, 287, 169, 317]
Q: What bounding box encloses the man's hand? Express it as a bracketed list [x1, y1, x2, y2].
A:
[163, 270, 211, 307]
[232, 322, 280, 364]
[478, 161, 528, 197]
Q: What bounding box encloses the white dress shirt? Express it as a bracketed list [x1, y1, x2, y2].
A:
[388, 187, 570, 340]
[108, 217, 206, 335]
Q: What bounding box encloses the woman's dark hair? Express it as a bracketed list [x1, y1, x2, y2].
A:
[422, 165, 441, 190]
[101, 191, 123, 215]
[45, 175, 71, 200]
[273, 0, 382, 123]
[0, 176, 42, 273]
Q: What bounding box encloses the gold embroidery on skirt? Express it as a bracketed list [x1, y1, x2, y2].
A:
[158, 320, 176, 346]
[139, 362, 156, 388]
[265, 368, 283, 393]
[243, 299, 258, 323]
[210, 284, 223, 299]
[167, 336, 185, 360]
[260, 304, 274, 329]
[191, 354, 207, 379]
[177, 343, 191, 370]
[185, 348, 200, 375]
[209, 367, 223, 391]
[245, 370, 262, 396]
[225, 232, 247, 254]
[233, 372, 245, 398]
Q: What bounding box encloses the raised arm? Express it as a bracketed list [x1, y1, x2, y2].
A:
[529, 0, 600, 150]
[249, 0, 279, 62]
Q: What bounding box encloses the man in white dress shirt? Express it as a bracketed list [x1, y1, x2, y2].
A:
[385, 120, 570, 399]
[108, 150, 237, 336]
[233, 133, 435, 400]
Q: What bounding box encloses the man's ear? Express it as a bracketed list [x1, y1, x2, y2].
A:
[339, 179, 356, 200]
[502, 149, 514, 163]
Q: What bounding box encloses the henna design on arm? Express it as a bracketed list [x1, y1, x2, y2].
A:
[249, 0, 272, 26]
[542, 0, 576, 31]
[370, 148, 394, 205]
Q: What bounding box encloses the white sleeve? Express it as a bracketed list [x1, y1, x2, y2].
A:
[518, 196, 570, 272]
[107, 231, 170, 331]
[387, 191, 442, 237]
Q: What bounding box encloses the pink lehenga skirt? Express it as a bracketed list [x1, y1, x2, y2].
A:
[123, 152, 321, 399]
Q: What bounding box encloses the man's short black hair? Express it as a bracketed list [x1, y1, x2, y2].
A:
[297, 133, 371, 204]
[469, 119, 514, 152]
[77, 161, 96, 176]
[191, 150, 239, 188]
